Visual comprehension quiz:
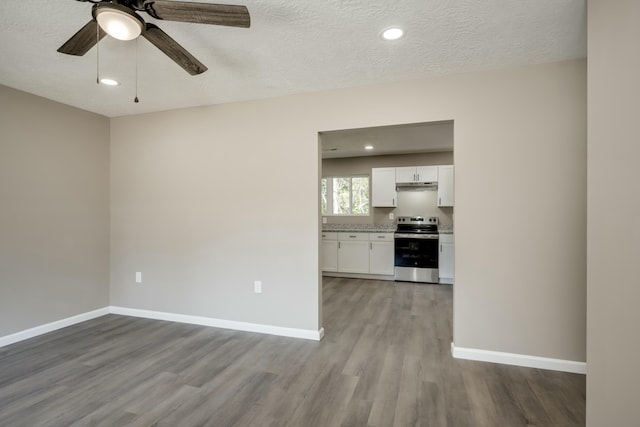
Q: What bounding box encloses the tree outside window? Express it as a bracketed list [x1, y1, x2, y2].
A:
[321, 176, 369, 216]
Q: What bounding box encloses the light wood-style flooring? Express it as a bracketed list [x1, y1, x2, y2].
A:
[0, 277, 585, 426]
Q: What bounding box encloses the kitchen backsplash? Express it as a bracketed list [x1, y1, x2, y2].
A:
[323, 188, 454, 228]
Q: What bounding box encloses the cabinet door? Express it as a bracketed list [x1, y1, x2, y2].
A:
[321, 240, 338, 272]
[416, 166, 438, 182]
[395, 167, 417, 183]
[437, 165, 454, 207]
[338, 240, 370, 273]
[371, 168, 397, 207]
[369, 241, 395, 275]
[439, 236, 454, 283]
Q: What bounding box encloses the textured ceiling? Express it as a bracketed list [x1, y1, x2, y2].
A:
[0, 0, 586, 118]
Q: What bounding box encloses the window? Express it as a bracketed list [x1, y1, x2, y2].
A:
[321, 176, 370, 216]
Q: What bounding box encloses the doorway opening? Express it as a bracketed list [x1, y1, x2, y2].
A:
[318, 120, 455, 331]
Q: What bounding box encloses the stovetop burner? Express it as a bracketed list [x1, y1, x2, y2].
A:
[395, 216, 439, 234]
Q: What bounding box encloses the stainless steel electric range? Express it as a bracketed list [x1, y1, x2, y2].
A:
[394, 216, 439, 283]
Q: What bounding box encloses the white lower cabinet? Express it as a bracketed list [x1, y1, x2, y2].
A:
[439, 234, 454, 284]
[321, 232, 338, 272]
[369, 233, 395, 275]
[322, 231, 395, 276]
[337, 233, 370, 273]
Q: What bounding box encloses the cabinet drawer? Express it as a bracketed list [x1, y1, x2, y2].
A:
[321, 232, 338, 240]
[338, 232, 369, 241]
[369, 233, 394, 241]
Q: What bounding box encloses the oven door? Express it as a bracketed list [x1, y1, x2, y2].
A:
[394, 233, 439, 268]
[394, 233, 439, 283]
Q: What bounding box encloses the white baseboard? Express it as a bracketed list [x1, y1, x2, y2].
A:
[451, 342, 586, 374]
[109, 306, 324, 341]
[0, 306, 324, 349]
[0, 307, 110, 348]
[322, 272, 395, 281]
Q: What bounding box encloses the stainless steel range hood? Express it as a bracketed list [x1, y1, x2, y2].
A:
[396, 181, 438, 190]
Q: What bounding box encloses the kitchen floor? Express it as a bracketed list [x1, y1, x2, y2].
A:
[0, 278, 585, 426]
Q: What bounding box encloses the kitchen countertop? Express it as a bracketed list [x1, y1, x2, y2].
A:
[323, 224, 454, 234]
[438, 226, 454, 234]
[322, 224, 396, 233]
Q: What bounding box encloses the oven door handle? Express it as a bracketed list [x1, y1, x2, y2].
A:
[394, 233, 439, 240]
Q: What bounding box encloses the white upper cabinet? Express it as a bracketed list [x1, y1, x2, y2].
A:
[395, 167, 417, 183]
[415, 166, 438, 182]
[371, 167, 397, 207]
[395, 166, 438, 183]
[437, 165, 454, 207]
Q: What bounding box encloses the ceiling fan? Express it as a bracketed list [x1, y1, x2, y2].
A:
[57, 0, 250, 75]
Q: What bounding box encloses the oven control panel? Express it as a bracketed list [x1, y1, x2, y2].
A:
[397, 216, 439, 225]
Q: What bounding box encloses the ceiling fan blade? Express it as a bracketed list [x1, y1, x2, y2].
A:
[145, 1, 250, 28]
[57, 20, 106, 56]
[143, 23, 208, 75]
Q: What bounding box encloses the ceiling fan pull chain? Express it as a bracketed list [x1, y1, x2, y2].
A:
[96, 20, 100, 84]
[134, 37, 139, 103]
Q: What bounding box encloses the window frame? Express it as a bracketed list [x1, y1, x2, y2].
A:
[321, 175, 370, 217]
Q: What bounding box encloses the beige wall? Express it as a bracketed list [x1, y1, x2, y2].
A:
[322, 152, 454, 226]
[110, 105, 323, 330]
[111, 59, 586, 361]
[453, 62, 586, 361]
[0, 85, 110, 336]
[587, 1, 640, 425]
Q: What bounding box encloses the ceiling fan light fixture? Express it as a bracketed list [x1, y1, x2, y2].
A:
[96, 6, 144, 41]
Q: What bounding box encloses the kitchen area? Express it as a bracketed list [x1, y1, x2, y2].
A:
[320, 121, 454, 285]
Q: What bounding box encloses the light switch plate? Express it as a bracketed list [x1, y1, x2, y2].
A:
[135, 272, 142, 283]
[389, 213, 395, 220]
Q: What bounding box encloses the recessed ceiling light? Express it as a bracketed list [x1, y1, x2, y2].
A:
[382, 27, 404, 41]
[100, 78, 120, 86]
[364, 145, 374, 150]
